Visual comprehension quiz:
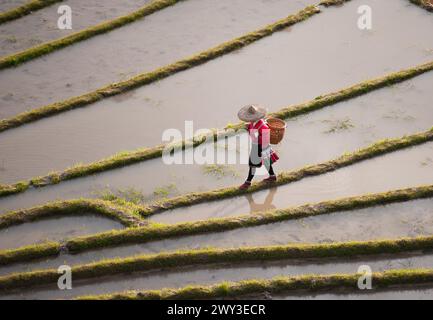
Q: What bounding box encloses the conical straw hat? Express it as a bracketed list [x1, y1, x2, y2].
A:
[237, 104, 268, 122]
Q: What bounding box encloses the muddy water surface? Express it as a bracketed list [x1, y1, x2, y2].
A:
[0, 214, 124, 250]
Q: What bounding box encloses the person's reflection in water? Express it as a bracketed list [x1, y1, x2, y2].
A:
[245, 187, 278, 214]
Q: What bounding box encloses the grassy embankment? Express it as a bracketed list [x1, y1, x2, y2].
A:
[409, 0, 433, 12]
[0, 199, 146, 230]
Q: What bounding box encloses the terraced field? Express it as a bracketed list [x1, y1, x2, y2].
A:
[0, 0, 433, 300]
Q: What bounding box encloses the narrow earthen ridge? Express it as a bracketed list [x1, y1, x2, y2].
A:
[409, 0, 433, 12]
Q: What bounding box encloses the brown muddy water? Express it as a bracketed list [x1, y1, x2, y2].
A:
[0, 0, 318, 118]
[0, 71, 432, 213]
[0, 215, 124, 250]
[1, 0, 433, 182]
[0, 0, 151, 56]
[0, 198, 432, 278]
[1, 252, 433, 299]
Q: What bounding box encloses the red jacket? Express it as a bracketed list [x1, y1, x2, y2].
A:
[247, 119, 279, 163]
[247, 119, 270, 147]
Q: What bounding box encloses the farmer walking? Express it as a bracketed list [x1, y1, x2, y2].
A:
[238, 105, 284, 190]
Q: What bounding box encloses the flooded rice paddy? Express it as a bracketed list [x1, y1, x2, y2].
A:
[1, 0, 433, 184]
[2, 252, 433, 299]
[0, 214, 124, 250]
[0, 0, 151, 56]
[0, 0, 432, 300]
[0, 0, 317, 118]
[1, 85, 432, 215]
[1, 198, 432, 278]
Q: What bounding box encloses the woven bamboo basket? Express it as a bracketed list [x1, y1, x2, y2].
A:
[266, 117, 286, 145]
